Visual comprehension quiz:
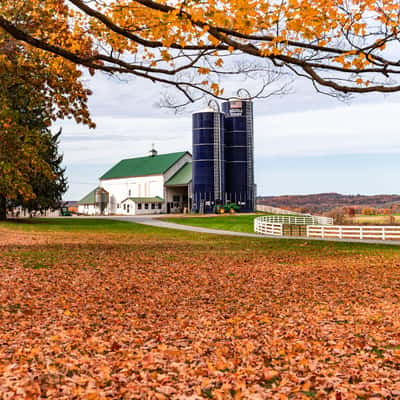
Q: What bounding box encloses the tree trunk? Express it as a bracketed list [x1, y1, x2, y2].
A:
[0, 196, 7, 220]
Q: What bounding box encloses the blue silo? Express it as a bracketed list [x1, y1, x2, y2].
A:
[222, 99, 255, 212]
[192, 107, 225, 213]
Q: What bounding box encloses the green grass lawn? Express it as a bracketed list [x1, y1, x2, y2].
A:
[1, 217, 399, 254]
[0, 218, 157, 233]
[164, 214, 267, 233]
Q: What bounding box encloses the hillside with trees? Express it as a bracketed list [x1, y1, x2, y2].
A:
[258, 193, 400, 214]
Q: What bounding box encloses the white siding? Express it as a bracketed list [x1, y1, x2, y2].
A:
[95, 153, 192, 215]
[120, 198, 163, 215]
[120, 199, 136, 215]
[100, 175, 164, 214]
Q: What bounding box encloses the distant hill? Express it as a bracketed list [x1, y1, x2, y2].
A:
[257, 193, 400, 213]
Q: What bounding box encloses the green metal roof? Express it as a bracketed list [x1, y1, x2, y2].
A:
[100, 152, 188, 180]
[78, 187, 99, 205]
[165, 162, 192, 186]
[122, 196, 164, 203]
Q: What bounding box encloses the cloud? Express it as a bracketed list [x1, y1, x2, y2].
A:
[59, 100, 400, 165]
[58, 116, 191, 164]
[254, 101, 400, 157]
[58, 71, 400, 199]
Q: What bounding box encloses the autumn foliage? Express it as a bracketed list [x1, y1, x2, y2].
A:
[1, 0, 400, 102]
[0, 223, 400, 398]
[0, 31, 93, 214]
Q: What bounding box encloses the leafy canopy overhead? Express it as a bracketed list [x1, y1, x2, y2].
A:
[0, 20, 93, 128]
[1, 0, 400, 103]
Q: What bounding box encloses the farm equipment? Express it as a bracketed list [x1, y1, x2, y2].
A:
[60, 207, 72, 217]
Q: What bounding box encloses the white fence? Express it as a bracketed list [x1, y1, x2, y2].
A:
[254, 220, 400, 241]
[255, 215, 333, 226]
[307, 225, 400, 241]
[256, 205, 305, 216]
[256, 205, 333, 225]
[256, 204, 400, 241]
[254, 219, 283, 236]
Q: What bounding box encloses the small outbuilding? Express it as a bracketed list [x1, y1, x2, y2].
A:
[77, 187, 109, 215]
[120, 196, 164, 215]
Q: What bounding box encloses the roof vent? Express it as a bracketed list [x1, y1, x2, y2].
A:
[149, 144, 158, 157]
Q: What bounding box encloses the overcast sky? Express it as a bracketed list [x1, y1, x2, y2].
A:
[57, 71, 400, 200]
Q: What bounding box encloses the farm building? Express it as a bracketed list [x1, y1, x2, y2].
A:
[77, 96, 255, 215]
[192, 98, 255, 213]
[77, 150, 192, 215]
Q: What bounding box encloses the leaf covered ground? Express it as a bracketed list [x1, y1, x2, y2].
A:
[0, 219, 399, 399]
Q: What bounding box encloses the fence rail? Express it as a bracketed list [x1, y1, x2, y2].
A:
[256, 205, 305, 216]
[254, 215, 400, 241]
[307, 225, 400, 241]
[255, 215, 333, 226]
[254, 219, 283, 236]
[256, 205, 333, 224]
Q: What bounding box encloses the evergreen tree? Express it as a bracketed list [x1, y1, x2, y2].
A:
[21, 129, 68, 215]
[0, 97, 50, 220]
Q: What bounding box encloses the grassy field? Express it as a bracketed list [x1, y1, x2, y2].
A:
[164, 213, 269, 233]
[1, 218, 400, 398]
[167, 213, 400, 230]
[1, 217, 159, 233]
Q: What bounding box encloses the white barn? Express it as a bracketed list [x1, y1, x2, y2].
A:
[78, 151, 192, 215]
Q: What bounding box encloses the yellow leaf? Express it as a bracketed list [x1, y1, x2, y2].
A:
[263, 368, 279, 381]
